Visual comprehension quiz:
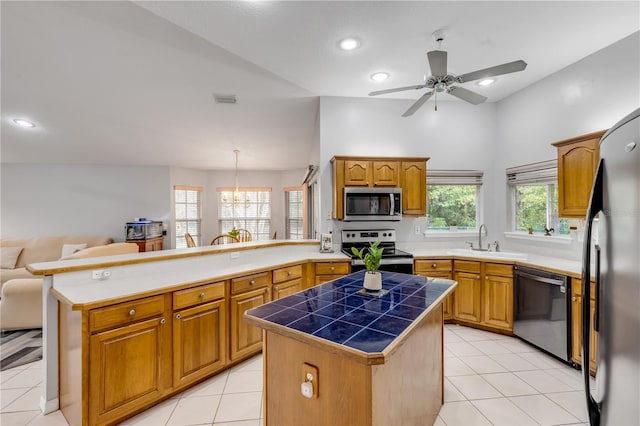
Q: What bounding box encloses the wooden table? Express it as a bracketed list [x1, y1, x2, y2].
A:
[245, 271, 456, 426]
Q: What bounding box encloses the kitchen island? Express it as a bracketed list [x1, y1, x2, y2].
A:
[245, 270, 456, 426]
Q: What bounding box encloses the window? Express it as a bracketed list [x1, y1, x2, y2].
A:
[507, 161, 569, 235]
[175, 186, 202, 248]
[218, 188, 271, 240]
[426, 171, 483, 231]
[285, 187, 304, 239]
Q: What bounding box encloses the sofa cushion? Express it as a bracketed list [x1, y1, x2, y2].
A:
[0, 236, 113, 268]
[0, 268, 33, 289]
[64, 243, 139, 259]
[60, 243, 87, 259]
[1, 247, 23, 269]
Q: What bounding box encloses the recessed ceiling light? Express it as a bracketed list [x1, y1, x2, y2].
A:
[370, 72, 390, 82]
[13, 118, 35, 128]
[338, 38, 360, 51]
[477, 78, 495, 86]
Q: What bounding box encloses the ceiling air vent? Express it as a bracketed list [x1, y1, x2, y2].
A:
[213, 94, 237, 104]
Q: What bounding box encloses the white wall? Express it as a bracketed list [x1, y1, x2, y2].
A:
[318, 96, 500, 243]
[494, 31, 640, 257]
[0, 164, 170, 242]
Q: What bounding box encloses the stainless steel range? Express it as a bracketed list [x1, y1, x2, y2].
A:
[341, 229, 414, 274]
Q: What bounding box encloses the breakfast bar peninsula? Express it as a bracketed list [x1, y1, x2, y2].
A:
[245, 270, 456, 426]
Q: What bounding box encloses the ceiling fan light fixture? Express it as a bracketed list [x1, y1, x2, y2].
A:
[338, 37, 360, 51]
[477, 78, 496, 86]
[370, 72, 389, 82]
[13, 118, 35, 128]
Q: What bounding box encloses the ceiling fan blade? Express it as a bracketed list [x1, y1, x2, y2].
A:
[457, 60, 527, 83]
[427, 50, 447, 77]
[368, 84, 427, 96]
[401, 91, 434, 117]
[448, 86, 487, 105]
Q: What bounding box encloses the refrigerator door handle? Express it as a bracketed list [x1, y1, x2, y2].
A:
[581, 159, 604, 426]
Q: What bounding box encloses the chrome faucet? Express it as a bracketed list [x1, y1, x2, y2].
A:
[466, 224, 489, 251]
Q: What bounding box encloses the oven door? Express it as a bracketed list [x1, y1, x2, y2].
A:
[343, 188, 401, 221]
[351, 258, 413, 274]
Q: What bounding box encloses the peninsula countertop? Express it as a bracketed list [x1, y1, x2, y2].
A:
[244, 270, 456, 364]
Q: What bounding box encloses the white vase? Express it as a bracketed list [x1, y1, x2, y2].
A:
[363, 271, 382, 291]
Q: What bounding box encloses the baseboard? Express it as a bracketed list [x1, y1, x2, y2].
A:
[40, 395, 59, 415]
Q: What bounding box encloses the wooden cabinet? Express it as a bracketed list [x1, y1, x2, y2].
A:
[414, 258, 454, 320]
[128, 236, 164, 252]
[331, 156, 429, 219]
[272, 264, 303, 300]
[400, 161, 427, 216]
[230, 274, 271, 361]
[452, 260, 513, 332]
[482, 263, 513, 331]
[173, 281, 227, 389]
[552, 130, 606, 218]
[570, 277, 597, 374]
[314, 261, 350, 284]
[88, 295, 172, 426]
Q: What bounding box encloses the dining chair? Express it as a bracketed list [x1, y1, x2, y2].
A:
[211, 235, 240, 245]
[184, 233, 196, 248]
[272, 231, 277, 240]
[235, 229, 252, 242]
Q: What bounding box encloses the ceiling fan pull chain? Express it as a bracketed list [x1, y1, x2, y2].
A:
[434, 91, 438, 111]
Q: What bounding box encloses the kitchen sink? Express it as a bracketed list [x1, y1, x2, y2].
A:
[446, 248, 528, 261]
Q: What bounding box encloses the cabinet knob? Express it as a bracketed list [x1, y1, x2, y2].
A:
[175, 313, 181, 319]
[160, 318, 166, 325]
[476, 275, 480, 279]
[330, 266, 335, 271]
[486, 276, 489, 281]
[128, 309, 136, 316]
[199, 292, 205, 298]
[432, 263, 437, 268]
[274, 286, 279, 291]
[250, 280, 255, 285]
[572, 297, 577, 302]
[374, 182, 378, 186]
[287, 271, 292, 276]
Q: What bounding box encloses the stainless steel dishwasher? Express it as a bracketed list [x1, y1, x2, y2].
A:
[513, 265, 571, 364]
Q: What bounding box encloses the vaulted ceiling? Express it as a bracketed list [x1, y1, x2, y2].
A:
[2, 1, 638, 170]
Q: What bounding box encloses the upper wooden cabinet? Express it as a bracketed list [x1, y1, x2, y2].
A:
[332, 156, 429, 219]
[552, 130, 606, 218]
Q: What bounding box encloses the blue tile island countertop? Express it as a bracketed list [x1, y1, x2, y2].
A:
[244, 270, 456, 364]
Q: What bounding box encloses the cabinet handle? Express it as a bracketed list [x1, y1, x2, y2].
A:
[175, 313, 181, 319]
[199, 292, 205, 298]
[160, 318, 166, 325]
[432, 263, 437, 268]
[128, 309, 136, 316]
[250, 280, 255, 285]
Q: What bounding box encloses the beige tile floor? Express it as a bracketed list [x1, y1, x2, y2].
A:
[1, 324, 591, 425]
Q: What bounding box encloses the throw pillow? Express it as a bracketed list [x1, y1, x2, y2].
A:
[60, 243, 87, 259]
[1, 247, 24, 269]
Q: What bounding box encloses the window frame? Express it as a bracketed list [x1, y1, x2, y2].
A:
[425, 170, 484, 235]
[284, 186, 306, 240]
[174, 185, 203, 248]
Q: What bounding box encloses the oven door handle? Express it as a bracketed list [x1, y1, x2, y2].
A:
[516, 271, 564, 286]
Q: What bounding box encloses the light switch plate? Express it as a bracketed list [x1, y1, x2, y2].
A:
[301, 362, 319, 399]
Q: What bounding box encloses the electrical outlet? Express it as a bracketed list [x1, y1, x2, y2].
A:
[230, 252, 240, 259]
[301, 362, 319, 399]
[91, 269, 110, 280]
[414, 226, 421, 235]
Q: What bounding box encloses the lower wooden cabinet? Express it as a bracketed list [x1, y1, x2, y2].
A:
[173, 300, 227, 389]
[314, 261, 350, 284]
[230, 287, 270, 361]
[570, 278, 598, 374]
[414, 259, 454, 320]
[453, 271, 482, 323]
[482, 274, 513, 330]
[272, 264, 303, 300]
[127, 236, 163, 252]
[87, 297, 172, 426]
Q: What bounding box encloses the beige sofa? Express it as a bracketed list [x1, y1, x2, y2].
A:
[0, 236, 114, 330]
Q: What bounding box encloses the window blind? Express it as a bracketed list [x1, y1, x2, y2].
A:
[427, 170, 484, 185]
[506, 160, 557, 185]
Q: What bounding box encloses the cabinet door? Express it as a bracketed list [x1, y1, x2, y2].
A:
[571, 295, 582, 364]
[230, 287, 270, 360]
[89, 316, 171, 425]
[273, 278, 303, 300]
[416, 271, 454, 320]
[173, 300, 227, 389]
[453, 271, 481, 323]
[344, 160, 371, 186]
[372, 161, 399, 186]
[400, 161, 427, 216]
[482, 274, 513, 331]
[556, 135, 601, 217]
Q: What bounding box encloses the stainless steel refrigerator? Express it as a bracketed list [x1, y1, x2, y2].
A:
[582, 108, 640, 426]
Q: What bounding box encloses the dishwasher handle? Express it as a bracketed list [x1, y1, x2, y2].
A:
[515, 270, 565, 286]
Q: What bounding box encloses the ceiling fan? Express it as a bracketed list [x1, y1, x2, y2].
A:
[368, 30, 527, 117]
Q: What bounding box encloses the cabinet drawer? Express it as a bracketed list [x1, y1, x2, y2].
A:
[454, 260, 481, 273]
[485, 263, 513, 277]
[315, 262, 350, 275]
[415, 259, 452, 273]
[173, 281, 225, 310]
[272, 264, 303, 284]
[90, 295, 166, 332]
[231, 272, 270, 295]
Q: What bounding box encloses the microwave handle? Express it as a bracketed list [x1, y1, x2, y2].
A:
[390, 193, 395, 216]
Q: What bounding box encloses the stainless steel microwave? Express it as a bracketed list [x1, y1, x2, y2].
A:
[343, 187, 402, 221]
